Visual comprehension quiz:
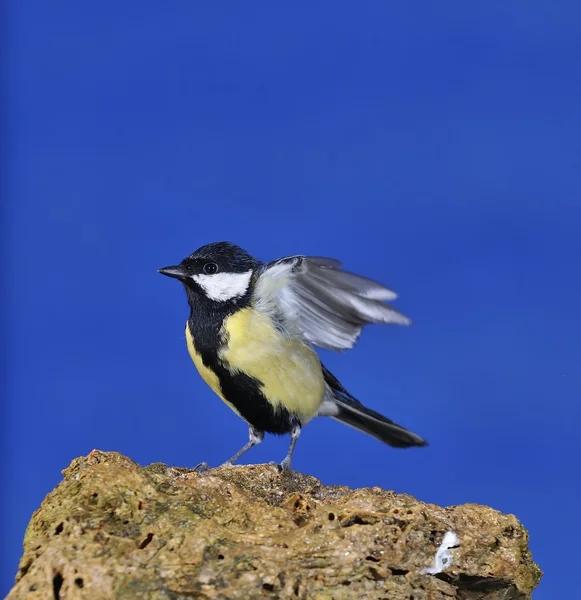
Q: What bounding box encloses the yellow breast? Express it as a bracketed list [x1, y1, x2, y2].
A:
[219, 307, 325, 422]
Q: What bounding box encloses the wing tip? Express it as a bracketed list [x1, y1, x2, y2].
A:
[381, 308, 412, 326]
[363, 289, 399, 302]
[306, 256, 343, 268]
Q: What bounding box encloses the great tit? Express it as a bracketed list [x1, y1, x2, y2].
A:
[159, 241, 426, 472]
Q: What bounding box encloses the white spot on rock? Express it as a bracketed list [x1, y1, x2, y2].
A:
[420, 531, 459, 575]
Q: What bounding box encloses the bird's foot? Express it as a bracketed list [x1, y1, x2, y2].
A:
[278, 458, 293, 474]
[218, 461, 233, 468]
[193, 462, 210, 472]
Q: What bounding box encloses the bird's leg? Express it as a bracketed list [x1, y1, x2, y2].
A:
[279, 423, 301, 473]
[221, 425, 264, 467]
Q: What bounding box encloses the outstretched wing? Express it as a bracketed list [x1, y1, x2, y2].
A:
[253, 255, 411, 351]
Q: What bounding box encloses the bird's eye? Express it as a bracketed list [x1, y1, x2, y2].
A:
[203, 262, 219, 275]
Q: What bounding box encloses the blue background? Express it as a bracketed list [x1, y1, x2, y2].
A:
[3, 3, 580, 598]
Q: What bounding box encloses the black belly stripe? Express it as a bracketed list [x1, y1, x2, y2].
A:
[213, 361, 295, 434]
[191, 332, 294, 433]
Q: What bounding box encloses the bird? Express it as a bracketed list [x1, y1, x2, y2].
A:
[159, 241, 426, 472]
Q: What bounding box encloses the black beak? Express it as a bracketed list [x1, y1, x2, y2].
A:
[158, 265, 188, 281]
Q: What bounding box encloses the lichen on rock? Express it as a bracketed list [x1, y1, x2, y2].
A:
[8, 450, 541, 599]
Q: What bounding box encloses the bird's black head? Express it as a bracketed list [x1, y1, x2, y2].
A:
[159, 242, 262, 304]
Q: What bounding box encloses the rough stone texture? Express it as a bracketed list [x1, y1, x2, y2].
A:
[8, 450, 541, 600]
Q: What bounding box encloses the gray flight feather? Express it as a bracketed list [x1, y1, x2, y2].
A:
[253, 255, 411, 351]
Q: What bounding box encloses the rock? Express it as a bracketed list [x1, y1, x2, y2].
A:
[8, 450, 541, 599]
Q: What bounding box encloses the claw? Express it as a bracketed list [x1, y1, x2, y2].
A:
[278, 458, 293, 474]
[193, 462, 210, 472]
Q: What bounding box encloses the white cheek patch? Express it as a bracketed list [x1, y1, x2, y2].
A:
[192, 270, 253, 302]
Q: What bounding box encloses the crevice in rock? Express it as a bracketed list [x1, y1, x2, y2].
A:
[341, 514, 372, 527]
[52, 572, 63, 600]
[436, 572, 508, 592]
[139, 533, 154, 549]
[19, 559, 33, 578]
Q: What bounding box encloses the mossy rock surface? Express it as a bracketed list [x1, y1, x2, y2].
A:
[8, 450, 541, 599]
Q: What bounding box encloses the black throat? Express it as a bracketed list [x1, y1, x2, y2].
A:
[183, 283, 251, 359]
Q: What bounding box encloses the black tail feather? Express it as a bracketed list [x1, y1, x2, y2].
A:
[332, 398, 427, 448]
[321, 364, 427, 449]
